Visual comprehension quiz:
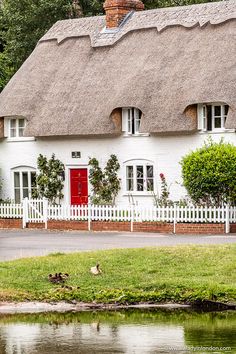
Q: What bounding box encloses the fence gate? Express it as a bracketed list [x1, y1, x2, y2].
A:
[22, 198, 48, 228]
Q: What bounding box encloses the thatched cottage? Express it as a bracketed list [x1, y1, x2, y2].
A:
[0, 0, 235, 205]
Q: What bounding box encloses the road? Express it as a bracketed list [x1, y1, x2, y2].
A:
[0, 229, 236, 261]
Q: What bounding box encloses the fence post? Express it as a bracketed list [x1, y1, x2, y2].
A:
[173, 204, 177, 234]
[225, 203, 230, 234]
[43, 198, 48, 229]
[88, 204, 91, 231]
[130, 205, 134, 232]
[22, 198, 28, 229]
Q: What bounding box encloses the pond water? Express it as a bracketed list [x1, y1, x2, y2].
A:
[0, 309, 235, 354]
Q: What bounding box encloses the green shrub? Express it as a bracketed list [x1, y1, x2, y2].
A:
[180, 139, 236, 206]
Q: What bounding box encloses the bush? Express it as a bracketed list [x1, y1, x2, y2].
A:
[180, 139, 236, 206]
[88, 154, 120, 205]
[33, 153, 65, 204]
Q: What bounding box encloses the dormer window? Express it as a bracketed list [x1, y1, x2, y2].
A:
[122, 108, 142, 135]
[9, 118, 26, 138]
[198, 103, 229, 132]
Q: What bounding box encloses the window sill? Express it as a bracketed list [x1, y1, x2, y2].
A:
[199, 129, 235, 134]
[123, 192, 153, 196]
[6, 137, 36, 142]
[123, 133, 150, 138]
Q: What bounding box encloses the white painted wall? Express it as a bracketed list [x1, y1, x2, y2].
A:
[0, 131, 235, 206]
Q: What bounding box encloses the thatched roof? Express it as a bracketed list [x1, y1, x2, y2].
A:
[0, 0, 235, 137]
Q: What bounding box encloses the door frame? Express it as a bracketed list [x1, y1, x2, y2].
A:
[65, 164, 89, 205]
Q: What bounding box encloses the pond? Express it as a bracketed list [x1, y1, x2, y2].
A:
[0, 309, 235, 353]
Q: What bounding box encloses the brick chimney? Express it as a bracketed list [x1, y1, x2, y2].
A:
[103, 0, 144, 29]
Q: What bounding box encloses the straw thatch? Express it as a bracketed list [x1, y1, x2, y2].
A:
[0, 0, 235, 137]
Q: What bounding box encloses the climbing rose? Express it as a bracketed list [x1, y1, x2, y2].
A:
[160, 173, 165, 180]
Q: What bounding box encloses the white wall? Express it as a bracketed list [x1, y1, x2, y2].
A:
[0, 132, 235, 206]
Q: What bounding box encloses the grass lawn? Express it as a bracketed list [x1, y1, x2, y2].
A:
[0, 244, 235, 303]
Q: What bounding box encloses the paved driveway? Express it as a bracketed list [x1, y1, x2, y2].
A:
[0, 229, 236, 261]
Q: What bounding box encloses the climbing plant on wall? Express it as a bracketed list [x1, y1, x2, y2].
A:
[89, 154, 120, 205]
[33, 153, 65, 204]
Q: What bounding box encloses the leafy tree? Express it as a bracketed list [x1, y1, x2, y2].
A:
[89, 154, 120, 205]
[181, 139, 236, 206]
[0, 0, 79, 74]
[144, 0, 221, 9]
[33, 153, 65, 204]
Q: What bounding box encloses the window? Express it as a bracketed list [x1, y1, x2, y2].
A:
[13, 170, 36, 203]
[126, 164, 154, 192]
[198, 103, 229, 132]
[9, 118, 26, 138]
[122, 108, 142, 135]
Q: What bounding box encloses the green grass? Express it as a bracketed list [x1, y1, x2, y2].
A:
[0, 244, 235, 303]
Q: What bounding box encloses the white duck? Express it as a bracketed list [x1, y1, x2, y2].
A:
[90, 263, 102, 275]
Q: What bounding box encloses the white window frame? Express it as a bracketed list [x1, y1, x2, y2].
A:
[122, 108, 148, 136]
[123, 160, 154, 195]
[5, 117, 35, 141]
[9, 117, 25, 138]
[197, 103, 231, 133]
[12, 167, 37, 203]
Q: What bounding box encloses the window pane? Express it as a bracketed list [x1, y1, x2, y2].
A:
[135, 118, 141, 134]
[22, 172, 28, 188]
[10, 119, 16, 128]
[10, 128, 16, 137]
[131, 109, 135, 135]
[19, 119, 25, 128]
[14, 189, 21, 203]
[126, 166, 133, 191]
[137, 179, 144, 191]
[19, 128, 24, 137]
[127, 179, 133, 191]
[127, 166, 133, 178]
[136, 166, 143, 178]
[147, 179, 154, 191]
[127, 109, 131, 133]
[14, 172, 20, 188]
[214, 106, 221, 116]
[31, 172, 36, 187]
[224, 105, 229, 115]
[137, 166, 144, 191]
[203, 105, 206, 117]
[207, 105, 212, 131]
[214, 117, 221, 128]
[23, 188, 29, 198]
[147, 166, 153, 178]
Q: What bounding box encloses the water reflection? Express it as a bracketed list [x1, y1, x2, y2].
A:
[0, 309, 235, 353]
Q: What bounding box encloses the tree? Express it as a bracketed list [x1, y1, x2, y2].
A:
[144, 0, 220, 10]
[89, 154, 120, 205]
[180, 139, 236, 206]
[33, 153, 65, 204]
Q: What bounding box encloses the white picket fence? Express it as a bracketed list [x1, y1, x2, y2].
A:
[0, 198, 236, 233]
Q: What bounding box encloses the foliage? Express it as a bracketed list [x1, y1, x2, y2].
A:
[153, 173, 174, 207]
[0, 52, 14, 91]
[181, 139, 236, 206]
[144, 0, 221, 10]
[0, 244, 235, 303]
[89, 154, 120, 205]
[33, 153, 65, 204]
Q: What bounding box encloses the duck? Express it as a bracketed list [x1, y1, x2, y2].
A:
[59, 272, 69, 280]
[48, 272, 69, 283]
[48, 273, 60, 283]
[90, 263, 102, 275]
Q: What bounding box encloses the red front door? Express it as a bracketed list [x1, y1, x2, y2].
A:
[70, 169, 88, 205]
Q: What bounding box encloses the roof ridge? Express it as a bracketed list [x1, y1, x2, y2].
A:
[40, 0, 236, 47]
